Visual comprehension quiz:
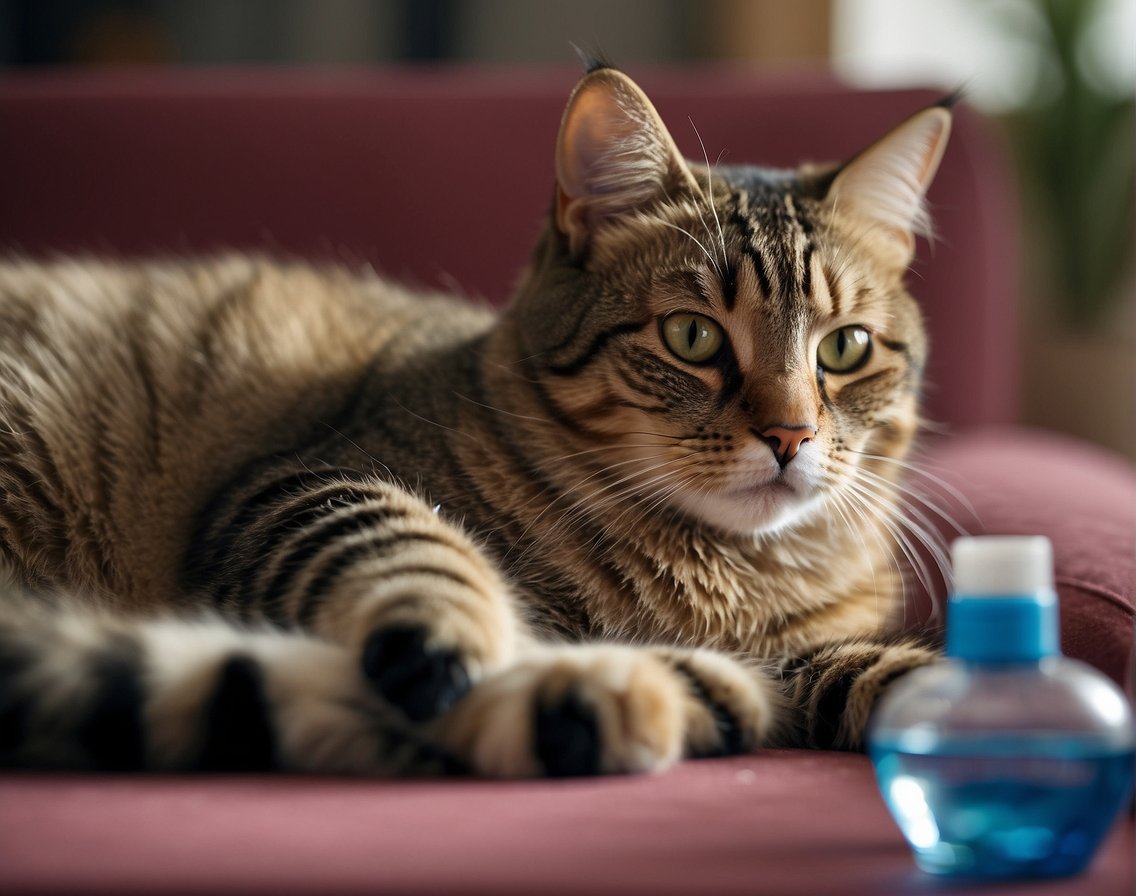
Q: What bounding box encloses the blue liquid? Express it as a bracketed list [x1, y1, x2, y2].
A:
[871, 736, 1134, 878]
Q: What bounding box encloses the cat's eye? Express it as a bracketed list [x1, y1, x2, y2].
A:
[661, 313, 724, 364]
[817, 326, 872, 373]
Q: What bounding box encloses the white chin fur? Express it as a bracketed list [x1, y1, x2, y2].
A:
[672, 484, 823, 536]
[669, 444, 825, 536]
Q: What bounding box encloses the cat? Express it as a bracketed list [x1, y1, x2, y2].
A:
[0, 63, 951, 776]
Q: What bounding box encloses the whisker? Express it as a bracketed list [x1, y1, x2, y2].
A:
[317, 423, 397, 482]
[825, 487, 891, 623]
[824, 447, 955, 623]
[504, 447, 711, 567]
[576, 465, 704, 567]
[838, 473, 950, 625]
[832, 482, 922, 625]
[452, 390, 553, 426]
[653, 219, 721, 275]
[688, 117, 729, 272]
[852, 449, 979, 529]
[840, 448, 974, 543]
[391, 397, 477, 443]
[850, 461, 972, 543]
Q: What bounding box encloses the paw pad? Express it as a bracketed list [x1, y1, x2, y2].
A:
[362, 625, 470, 721]
[534, 691, 601, 777]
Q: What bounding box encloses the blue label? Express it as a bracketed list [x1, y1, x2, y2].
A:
[946, 593, 1059, 662]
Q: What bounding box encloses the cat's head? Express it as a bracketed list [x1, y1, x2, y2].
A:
[508, 66, 951, 538]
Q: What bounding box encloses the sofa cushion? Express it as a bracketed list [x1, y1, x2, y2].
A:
[0, 752, 1131, 895]
[910, 426, 1135, 687]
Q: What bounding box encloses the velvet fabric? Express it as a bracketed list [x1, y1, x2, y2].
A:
[0, 69, 1131, 895]
[1, 754, 1132, 896]
[913, 427, 1136, 688]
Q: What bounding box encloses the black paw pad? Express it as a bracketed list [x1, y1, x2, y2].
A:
[0, 640, 37, 757]
[534, 692, 601, 777]
[77, 641, 148, 771]
[197, 655, 277, 772]
[362, 625, 470, 721]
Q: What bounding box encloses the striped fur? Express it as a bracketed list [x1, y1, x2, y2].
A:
[0, 68, 951, 775]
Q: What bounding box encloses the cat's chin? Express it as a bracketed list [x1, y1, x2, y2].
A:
[670, 479, 825, 538]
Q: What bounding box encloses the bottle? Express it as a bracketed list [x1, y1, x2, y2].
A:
[869, 535, 1135, 878]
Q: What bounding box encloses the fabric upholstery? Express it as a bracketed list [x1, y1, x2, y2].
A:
[1, 754, 1131, 896]
[914, 428, 1136, 688]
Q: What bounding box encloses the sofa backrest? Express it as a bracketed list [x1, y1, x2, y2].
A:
[0, 67, 1019, 427]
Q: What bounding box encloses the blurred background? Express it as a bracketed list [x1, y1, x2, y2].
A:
[0, 0, 1132, 459]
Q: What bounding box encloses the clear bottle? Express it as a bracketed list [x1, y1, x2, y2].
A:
[869, 536, 1135, 878]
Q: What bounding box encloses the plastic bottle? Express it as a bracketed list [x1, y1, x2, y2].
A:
[869, 535, 1135, 878]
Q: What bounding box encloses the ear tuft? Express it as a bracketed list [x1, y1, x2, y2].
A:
[571, 44, 614, 74]
[827, 106, 952, 266]
[555, 69, 694, 256]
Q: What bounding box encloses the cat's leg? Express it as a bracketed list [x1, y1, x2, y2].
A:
[186, 463, 520, 722]
[0, 599, 775, 777]
[772, 635, 939, 750]
[431, 644, 781, 777]
[185, 461, 785, 774]
[0, 597, 460, 773]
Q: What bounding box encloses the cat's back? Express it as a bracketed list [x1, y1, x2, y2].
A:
[0, 253, 490, 369]
[0, 255, 494, 604]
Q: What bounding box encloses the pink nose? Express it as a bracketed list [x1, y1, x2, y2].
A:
[760, 425, 817, 467]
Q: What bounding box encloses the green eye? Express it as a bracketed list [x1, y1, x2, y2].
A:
[662, 313, 724, 364]
[817, 325, 872, 373]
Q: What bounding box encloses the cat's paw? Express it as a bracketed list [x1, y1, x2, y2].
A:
[780, 638, 938, 750]
[347, 572, 518, 722]
[361, 624, 472, 721]
[653, 648, 779, 758]
[434, 646, 687, 777]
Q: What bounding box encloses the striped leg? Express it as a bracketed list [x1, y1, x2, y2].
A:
[0, 598, 459, 774]
[774, 636, 939, 750]
[186, 463, 519, 721]
[0, 602, 779, 777]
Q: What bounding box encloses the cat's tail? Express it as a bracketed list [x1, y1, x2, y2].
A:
[0, 594, 461, 774]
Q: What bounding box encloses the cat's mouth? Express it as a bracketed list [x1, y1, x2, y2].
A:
[728, 472, 814, 519]
[728, 476, 796, 501]
[672, 465, 823, 536]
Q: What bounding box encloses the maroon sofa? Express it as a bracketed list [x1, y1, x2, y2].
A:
[0, 68, 1132, 896]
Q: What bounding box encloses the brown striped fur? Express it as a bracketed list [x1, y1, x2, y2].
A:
[0, 68, 951, 775]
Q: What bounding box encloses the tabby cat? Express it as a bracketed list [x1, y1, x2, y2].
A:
[0, 64, 952, 776]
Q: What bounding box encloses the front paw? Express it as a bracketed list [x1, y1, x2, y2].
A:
[361, 624, 472, 721]
[656, 648, 778, 758]
[435, 647, 686, 777]
[345, 570, 517, 721]
[779, 638, 938, 750]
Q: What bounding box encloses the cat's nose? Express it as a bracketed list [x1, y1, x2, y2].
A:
[759, 424, 817, 468]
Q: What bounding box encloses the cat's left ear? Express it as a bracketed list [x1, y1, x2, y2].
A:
[555, 67, 698, 256]
[826, 104, 952, 268]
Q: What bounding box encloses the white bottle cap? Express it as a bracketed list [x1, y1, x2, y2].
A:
[951, 536, 1054, 597]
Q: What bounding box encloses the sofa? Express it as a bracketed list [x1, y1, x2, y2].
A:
[0, 67, 1132, 896]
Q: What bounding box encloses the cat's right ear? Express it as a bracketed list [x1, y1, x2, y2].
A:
[555, 68, 697, 257]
